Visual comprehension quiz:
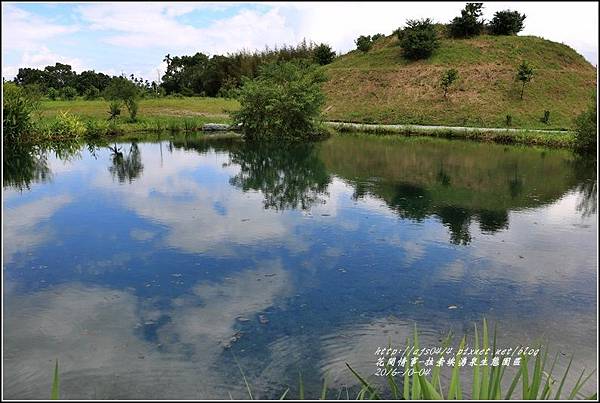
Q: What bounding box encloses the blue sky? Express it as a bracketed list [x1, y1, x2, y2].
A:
[2, 2, 598, 81]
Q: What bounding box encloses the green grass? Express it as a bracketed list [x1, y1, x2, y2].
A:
[231, 319, 596, 400]
[47, 319, 596, 400]
[21, 97, 237, 142]
[38, 96, 239, 119]
[331, 122, 574, 148]
[323, 35, 596, 130]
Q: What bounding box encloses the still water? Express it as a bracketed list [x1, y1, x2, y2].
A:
[3, 134, 597, 399]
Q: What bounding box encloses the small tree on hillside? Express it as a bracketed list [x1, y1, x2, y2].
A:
[398, 18, 439, 60]
[355, 35, 373, 52]
[515, 61, 534, 100]
[313, 43, 336, 65]
[489, 10, 526, 35]
[449, 3, 485, 38]
[440, 68, 459, 98]
[371, 33, 385, 42]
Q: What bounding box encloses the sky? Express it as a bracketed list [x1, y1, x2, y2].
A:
[2, 1, 598, 82]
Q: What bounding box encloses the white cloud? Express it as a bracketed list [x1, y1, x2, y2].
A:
[1, 3, 79, 51]
[1, 4, 85, 78]
[77, 3, 297, 55]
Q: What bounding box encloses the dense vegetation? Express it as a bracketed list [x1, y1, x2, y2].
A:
[573, 94, 597, 154]
[233, 62, 327, 141]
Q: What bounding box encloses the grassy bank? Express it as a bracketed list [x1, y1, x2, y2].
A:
[20, 97, 578, 149]
[329, 122, 575, 148]
[18, 97, 237, 142]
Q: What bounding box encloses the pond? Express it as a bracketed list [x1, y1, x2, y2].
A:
[3, 134, 597, 399]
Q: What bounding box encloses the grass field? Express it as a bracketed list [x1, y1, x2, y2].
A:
[322, 35, 596, 130]
[35, 95, 577, 148]
[34, 97, 237, 137]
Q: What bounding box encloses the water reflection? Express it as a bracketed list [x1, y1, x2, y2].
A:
[107, 142, 144, 184]
[3, 144, 52, 191]
[2, 134, 597, 399]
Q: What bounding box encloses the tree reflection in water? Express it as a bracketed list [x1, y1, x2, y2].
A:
[228, 142, 331, 210]
[108, 142, 144, 184]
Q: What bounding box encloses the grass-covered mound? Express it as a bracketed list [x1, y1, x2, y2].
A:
[323, 35, 597, 130]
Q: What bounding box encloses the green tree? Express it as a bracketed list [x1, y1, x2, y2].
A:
[83, 86, 100, 100]
[355, 35, 373, 52]
[440, 68, 459, 98]
[371, 33, 385, 42]
[313, 43, 336, 65]
[47, 87, 59, 100]
[489, 10, 526, 35]
[449, 2, 485, 38]
[3, 82, 39, 143]
[573, 95, 597, 154]
[60, 86, 78, 100]
[398, 18, 439, 60]
[515, 61, 534, 100]
[232, 61, 327, 141]
[103, 77, 140, 121]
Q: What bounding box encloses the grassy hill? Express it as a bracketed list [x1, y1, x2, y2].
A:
[322, 34, 596, 130]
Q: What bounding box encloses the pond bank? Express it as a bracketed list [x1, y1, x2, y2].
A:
[325, 121, 575, 148]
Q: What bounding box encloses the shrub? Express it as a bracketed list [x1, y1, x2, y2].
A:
[107, 101, 122, 120]
[489, 10, 526, 35]
[3, 82, 39, 143]
[124, 98, 139, 121]
[573, 96, 597, 153]
[84, 119, 109, 138]
[449, 2, 485, 38]
[516, 61, 534, 100]
[371, 33, 385, 42]
[355, 35, 373, 52]
[232, 61, 327, 141]
[47, 87, 59, 100]
[440, 68, 459, 98]
[505, 114, 513, 127]
[398, 19, 439, 60]
[540, 110, 550, 124]
[313, 43, 336, 65]
[83, 86, 100, 100]
[60, 86, 78, 100]
[46, 111, 86, 138]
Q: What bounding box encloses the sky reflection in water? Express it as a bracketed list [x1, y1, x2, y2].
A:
[3, 135, 597, 399]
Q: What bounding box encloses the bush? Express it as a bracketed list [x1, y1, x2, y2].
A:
[84, 119, 109, 138]
[47, 87, 59, 100]
[440, 68, 459, 98]
[505, 114, 513, 127]
[3, 82, 39, 143]
[83, 86, 100, 100]
[540, 110, 550, 124]
[398, 18, 439, 60]
[232, 61, 327, 141]
[371, 33, 385, 42]
[355, 35, 373, 52]
[449, 2, 485, 38]
[60, 86, 78, 100]
[107, 101, 122, 120]
[573, 96, 597, 153]
[489, 10, 526, 35]
[313, 43, 336, 65]
[46, 111, 86, 138]
[124, 98, 139, 121]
